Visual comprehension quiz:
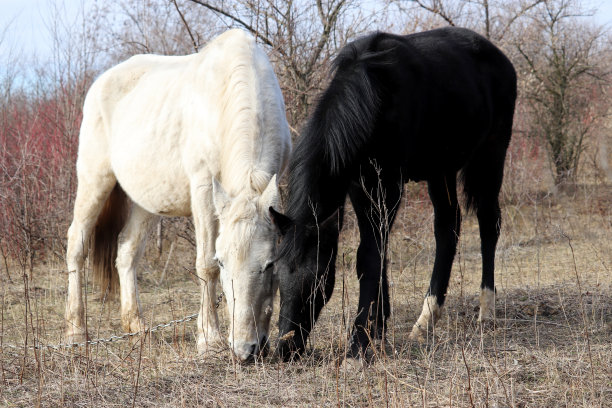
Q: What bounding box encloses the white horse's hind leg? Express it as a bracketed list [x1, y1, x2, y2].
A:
[116, 203, 156, 333]
[191, 183, 223, 354]
[65, 174, 116, 343]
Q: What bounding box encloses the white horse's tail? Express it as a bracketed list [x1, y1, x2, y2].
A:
[92, 184, 129, 296]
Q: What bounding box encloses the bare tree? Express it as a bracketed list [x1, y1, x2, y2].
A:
[95, 0, 215, 61]
[513, 0, 609, 184]
[398, 0, 545, 42]
[396, 0, 610, 185]
[186, 0, 382, 131]
[0, 0, 110, 268]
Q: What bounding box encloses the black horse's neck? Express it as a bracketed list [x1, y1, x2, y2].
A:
[285, 36, 387, 230]
[285, 138, 349, 229]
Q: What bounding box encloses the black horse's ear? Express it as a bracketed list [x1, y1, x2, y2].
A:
[319, 207, 344, 233]
[269, 207, 293, 235]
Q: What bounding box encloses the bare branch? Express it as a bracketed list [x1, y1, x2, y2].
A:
[411, 0, 456, 26]
[171, 0, 199, 52]
[497, 0, 546, 41]
[186, 0, 276, 48]
[306, 0, 347, 74]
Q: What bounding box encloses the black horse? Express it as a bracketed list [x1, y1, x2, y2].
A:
[269, 27, 517, 360]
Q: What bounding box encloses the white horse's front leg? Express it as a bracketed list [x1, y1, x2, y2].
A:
[196, 264, 223, 354]
[66, 221, 87, 342]
[191, 182, 223, 354]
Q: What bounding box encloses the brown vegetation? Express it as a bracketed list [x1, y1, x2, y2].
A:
[0, 0, 610, 406]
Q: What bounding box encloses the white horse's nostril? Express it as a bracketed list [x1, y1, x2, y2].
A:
[231, 341, 262, 363]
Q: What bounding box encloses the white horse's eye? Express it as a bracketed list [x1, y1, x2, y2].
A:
[215, 258, 224, 269]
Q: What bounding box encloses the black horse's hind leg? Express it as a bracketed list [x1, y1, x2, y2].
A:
[476, 192, 501, 321]
[347, 171, 403, 358]
[409, 174, 461, 342]
[460, 133, 510, 322]
[470, 148, 506, 321]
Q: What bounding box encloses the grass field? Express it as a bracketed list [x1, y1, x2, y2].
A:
[1, 182, 610, 407]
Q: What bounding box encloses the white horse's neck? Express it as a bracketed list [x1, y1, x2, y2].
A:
[199, 30, 288, 197]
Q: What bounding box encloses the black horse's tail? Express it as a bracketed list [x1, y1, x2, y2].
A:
[460, 107, 515, 215]
[304, 35, 391, 176]
[460, 59, 516, 214]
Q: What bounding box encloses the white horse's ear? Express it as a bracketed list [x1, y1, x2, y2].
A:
[212, 178, 230, 216]
[259, 174, 278, 210]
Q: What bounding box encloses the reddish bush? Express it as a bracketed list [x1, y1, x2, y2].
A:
[0, 86, 82, 268]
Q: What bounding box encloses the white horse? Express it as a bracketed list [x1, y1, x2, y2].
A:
[65, 29, 291, 362]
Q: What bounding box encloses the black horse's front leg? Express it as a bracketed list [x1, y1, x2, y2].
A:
[276, 208, 344, 361]
[348, 172, 403, 358]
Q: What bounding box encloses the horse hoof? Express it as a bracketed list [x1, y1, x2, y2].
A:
[122, 315, 146, 334]
[478, 310, 495, 323]
[133, 319, 147, 333]
[197, 338, 225, 356]
[276, 337, 304, 362]
[408, 325, 427, 343]
[339, 356, 365, 372]
[370, 337, 394, 358]
[65, 330, 88, 345]
[478, 288, 496, 322]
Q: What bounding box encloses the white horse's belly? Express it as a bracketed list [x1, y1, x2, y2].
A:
[123, 174, 192, 216]
[112, 148, 193, 217]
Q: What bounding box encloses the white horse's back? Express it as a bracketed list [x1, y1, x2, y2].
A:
[78, 29, 289, 216]
[66, 30, 291, 362]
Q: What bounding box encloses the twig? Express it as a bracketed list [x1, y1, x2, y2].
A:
[0, 239, 13, 284]
[562, 232, 596, 398]
[158, 241, 175, 285]
[171, 0, 199, 52]
[131, 333, 146, 408]
[1, 288, 6, 386]
[461, 345, 475, 408]
[187, 0, 276, 49]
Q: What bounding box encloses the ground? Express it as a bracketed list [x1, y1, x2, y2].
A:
[1, 182, 610, 407]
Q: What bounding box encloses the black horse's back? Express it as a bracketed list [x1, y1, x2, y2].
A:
[354, 28, 516, 180]
[273, 27, 517, 360]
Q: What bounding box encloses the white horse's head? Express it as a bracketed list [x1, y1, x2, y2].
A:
[212, 175, 279, 362]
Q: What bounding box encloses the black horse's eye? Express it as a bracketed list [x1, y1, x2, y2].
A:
[261, 261, 274, 274]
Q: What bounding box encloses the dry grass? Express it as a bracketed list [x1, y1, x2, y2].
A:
[1, 182, 610, 407]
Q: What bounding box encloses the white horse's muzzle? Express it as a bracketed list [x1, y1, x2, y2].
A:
[230, 334, 269, 363]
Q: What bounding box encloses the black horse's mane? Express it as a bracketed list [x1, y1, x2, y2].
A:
[276, 32, 398, 263]
[284, 32, 393, 228]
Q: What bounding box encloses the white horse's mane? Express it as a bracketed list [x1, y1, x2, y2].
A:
[209, 31, 285, 261]
[213, 32, 279, 196]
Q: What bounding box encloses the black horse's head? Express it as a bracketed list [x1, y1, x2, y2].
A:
[269, 207, 343, 361]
